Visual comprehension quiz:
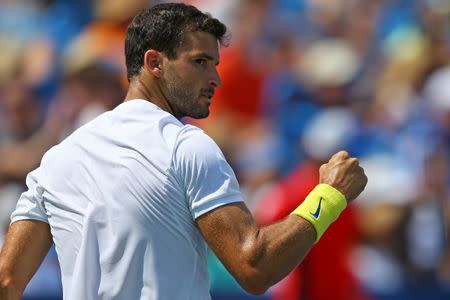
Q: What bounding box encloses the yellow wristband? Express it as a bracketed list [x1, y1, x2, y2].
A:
[290, 184, 347, 242]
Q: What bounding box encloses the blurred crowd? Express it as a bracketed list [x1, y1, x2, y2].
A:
[0, 0, 449, 299]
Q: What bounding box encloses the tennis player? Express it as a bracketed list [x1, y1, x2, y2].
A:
[0, 3, 367, 299]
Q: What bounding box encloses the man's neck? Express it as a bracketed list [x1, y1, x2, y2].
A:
[125, 76, 175, 117]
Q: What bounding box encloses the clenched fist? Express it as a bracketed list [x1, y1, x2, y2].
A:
[319, 151, 368, 203]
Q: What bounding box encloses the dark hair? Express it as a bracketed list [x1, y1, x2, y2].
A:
[125, 3, 228, 81]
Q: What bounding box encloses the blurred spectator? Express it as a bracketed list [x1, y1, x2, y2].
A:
[262, 36, 362, 175]
[0, 79, 41, 143]
[353, 147, 450, 300]
[0, 0, 92, 102]
[353, 154, 417, 298]
[253, 108, 370, 300]
[0, 79, 42, 240]
[0, 63, 125, 185]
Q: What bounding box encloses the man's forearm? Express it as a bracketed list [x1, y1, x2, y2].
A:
[236, 184, 348, 292]
[197, 202, 317, 295]
[251, 215, 316, 286]
[226, 214, 316, 294]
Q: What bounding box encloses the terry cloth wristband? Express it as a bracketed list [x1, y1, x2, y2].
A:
[290, 184, 347, 242]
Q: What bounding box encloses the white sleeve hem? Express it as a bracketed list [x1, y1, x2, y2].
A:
[11, 216, 50, 225]
[192, 194, 243, 220]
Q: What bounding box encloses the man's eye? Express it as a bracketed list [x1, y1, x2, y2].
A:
[196, 59, 207, 65]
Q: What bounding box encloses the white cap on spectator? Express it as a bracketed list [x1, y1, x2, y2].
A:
[359, 154, 419, 206]
[298, 38, 361, 87]
[301, 107, 358, 161]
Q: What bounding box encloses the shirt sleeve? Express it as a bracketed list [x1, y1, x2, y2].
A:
[11, 168, 49, 224]
[173, 125, 243, 219]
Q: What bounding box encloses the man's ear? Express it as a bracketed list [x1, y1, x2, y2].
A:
[144, 49, 163, 78]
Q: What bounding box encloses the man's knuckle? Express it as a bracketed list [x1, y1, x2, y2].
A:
[340, 150, 349, 157]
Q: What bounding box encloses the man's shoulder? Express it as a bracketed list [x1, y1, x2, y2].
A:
[171, 124, 225, 168]
[176, 124, 218, 148]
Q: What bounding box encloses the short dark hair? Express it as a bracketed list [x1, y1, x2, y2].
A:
[125, 3, 228, 81]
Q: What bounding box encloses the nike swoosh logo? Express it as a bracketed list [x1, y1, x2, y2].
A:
[310, 197, 323, 219]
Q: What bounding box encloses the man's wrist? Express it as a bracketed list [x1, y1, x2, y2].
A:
[290, 184, 347, 242]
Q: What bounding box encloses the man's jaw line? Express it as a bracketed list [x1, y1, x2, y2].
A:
[125, 77, 179, 118]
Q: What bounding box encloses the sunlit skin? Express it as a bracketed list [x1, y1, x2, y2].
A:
[125, 30, 221, 119]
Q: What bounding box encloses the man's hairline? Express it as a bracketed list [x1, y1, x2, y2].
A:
[169, 27, 224, 58]
[128, 29, 223, 81]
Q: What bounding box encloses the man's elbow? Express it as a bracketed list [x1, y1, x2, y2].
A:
[235, 268, 271, 295]
[233, 238, 274, 295]
[0, 267, 21, 298]
[241, 283, 269, 296]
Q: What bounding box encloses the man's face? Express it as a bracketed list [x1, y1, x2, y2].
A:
[161, 30, 221, 119]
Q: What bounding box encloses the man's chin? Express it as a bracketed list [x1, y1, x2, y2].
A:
[189, 110, 210, 119]
[182, 109, 210, 120]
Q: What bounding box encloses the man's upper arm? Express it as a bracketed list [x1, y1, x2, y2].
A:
[0, 220, 52, 297]
[173, 126, 316, 294]
[0, 168, 52, 297]
[196, 198, 317, 296]
[195, 201, 260, 285]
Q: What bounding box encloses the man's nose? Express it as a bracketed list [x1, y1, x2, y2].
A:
[209, 68, 221, 88]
